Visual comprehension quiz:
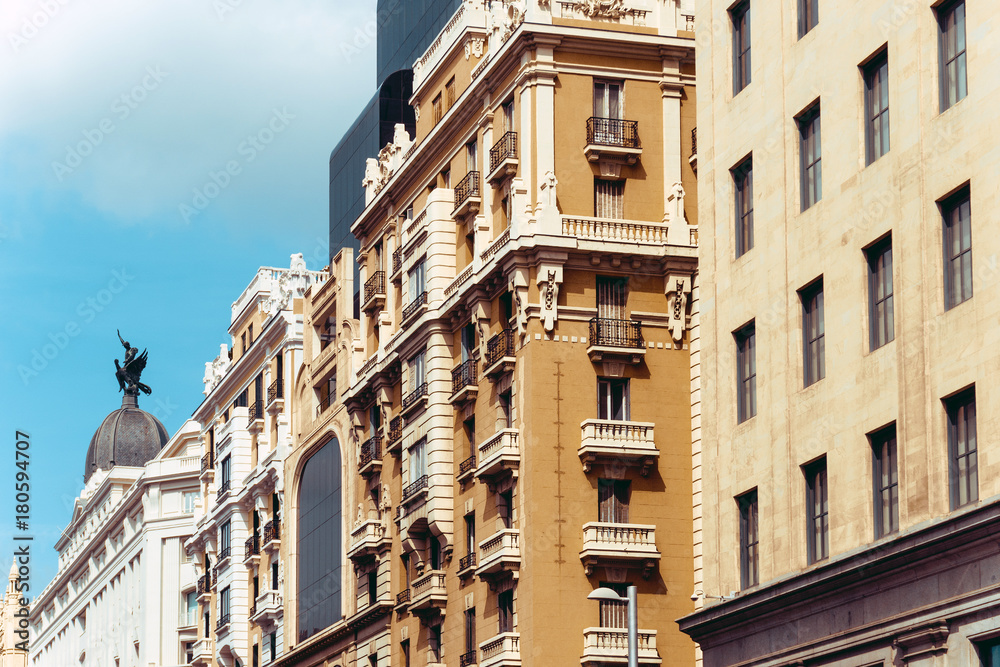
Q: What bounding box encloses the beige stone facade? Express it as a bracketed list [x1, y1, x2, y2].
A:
[278, 2, 700, 666]
[1, 564, 27, 667]
[681, 1, 1000, 665]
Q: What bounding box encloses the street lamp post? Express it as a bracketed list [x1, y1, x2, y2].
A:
[587, 585, 638, 667]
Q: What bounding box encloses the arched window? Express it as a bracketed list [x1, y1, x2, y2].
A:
[297, 437, 342, 641]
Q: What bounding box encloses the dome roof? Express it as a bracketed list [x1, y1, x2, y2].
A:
[85, 394, 169, 483]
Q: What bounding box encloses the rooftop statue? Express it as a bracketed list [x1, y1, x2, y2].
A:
[114, 329, 151, 396]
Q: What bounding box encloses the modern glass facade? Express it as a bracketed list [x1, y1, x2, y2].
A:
[376, 0, 462, 85]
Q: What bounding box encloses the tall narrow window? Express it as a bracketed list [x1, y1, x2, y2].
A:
[597, 581, 629, 628]
[220, 585, 231, 622]
[801, 280, 825, 387]
[446, 76, 456, 109]
[798, 0, 818, 37]
[738, 490, 758, 589]
[942, 187, 973, 309]
[597, 276, 627, 321]
[864, 50, 890, 164]
[805, 457, 829, 564]
[432, 93, 443, 124]
[598, 378, 629, 421]
[407, 260, 426, 305]
[221, 455, 231, 488]
[465, 513, 476, 555]
[733, 156, 753, 257]
[401, 640, 410, 667]
[946, 388, 977, 509]
[593, 80, 623, 119]
[429, 624, 442, 662]
[735, 322, 756, 423]
[798, 102, 822, 210]
[466, 139, 478, 173]
[409, 438, 427, 484]
[870, 425, 898, 538]
[867, 237, 894, 350]
[498, 489, 513, 529]
[938, 0, 967, 111]
[408, 350, 426, 394]
[595, 178, 625, 219]
[731, 1, 751, 94]
[598, 479, 630, 523]
[219, 520, 231, 559]
[464, 608, 477, 658]
[498, 589, 514, 633]
[501, 99, 514, 134]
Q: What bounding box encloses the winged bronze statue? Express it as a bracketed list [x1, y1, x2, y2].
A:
[115, 329, 152, 396]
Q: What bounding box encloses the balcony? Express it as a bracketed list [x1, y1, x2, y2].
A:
[488, 131, 518, 186]
[584, 117, 641, 167]
[402, 474, 429, 505]
[689, 126, 698, 171]
[476, 528, 520, 579]
[386, 415, 403, 456]
[262, 519, 280, 555]
[402, 291, 428, 325]
[581, 628, 661, 666]
[215, 613, 230, 632]
[409, 569, 447, 612]
[457, 454, 477, 484]
[480, 633, 520, 667]
[579, 420, 658, 477]
[248, 400, 264, 433]
[392, 247, 403, 280]
[450, 359, 479, 405]
[218, 545, 232, 563]
[395, 588, 411, 610]
[458, 551, 477, 578]
[348, 518, 390, 562]
[216, 478, 231, 500]
[251, 590, 283, 630]
[200, 451, 214, 481]
[266, 378, 283, 411]
[244, 534, 260, 566]
[196, 573, 213, 602]
[461, 649, 478, 667]
[453, 170, 482, 218]
[587, 317, 645, 365]
[402, 382, 429, 416]
[192, 638, 214, 666]
[579, 522, 660, 579]
[477, 429, 519, 485]
[483, 329, 516, 380]
[359, 434, 382, 477]
[363, 270, 386, 313]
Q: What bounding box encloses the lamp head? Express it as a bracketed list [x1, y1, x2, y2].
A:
[587, 587, 626, 602]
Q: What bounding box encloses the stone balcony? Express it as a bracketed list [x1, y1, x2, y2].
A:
[581, 628, 661, 666]
[479, 632, 520, 667]
[476, 429, 519, 485]
[579, 522, 661, 579]
[476, 528, 520, 580]
[348, 518, 390, 562]
[251, 590, 283, 631]
[192, 638, 214, 666]
[578, 419, 658, 477]
[409, 569, 447, 612]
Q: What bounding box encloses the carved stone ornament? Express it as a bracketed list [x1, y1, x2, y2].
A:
[568, 0, 628, 18]
[536, 263, 563, 332]
[362, 123, 414, 205]
[509, 268, 529, 339]
[203, 343, 232, 395]
[464, 37, 485, 60]
[665, 274, 692, 344]
[489, 0, 526, 44]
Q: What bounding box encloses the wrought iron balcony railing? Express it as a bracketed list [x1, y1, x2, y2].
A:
[459, 455, 476, 477]
[402, 474, 429, 502]
[219, 545, 231, 561]
[216, 613, 230, 630]
[586, 117, 639, 148]
[589, 317, 644, 349]
[387, 416, 403, 445]
[460, 649, 478, 667]
[245, 534, 260, 559]
[402, 291, 428, 321]
[451, 359, 478, 395]
[396, 588, 411, 605]
[486, 328, 516, 368]
[460, 552, 477, 571]
[216, 479, 231, 499]
[489, 131, 518, 174]
[454, 171, 481, 211]
[263, 519, 280, 544]
[248, 400, 263, 422]
[267, 378, 283, 404]
[402, 382, 428, 410]
[690, 126, 697, 156]
[360, 435, 382, 468]
[364, 271, 386, 305]
[392, 248, 402, 275]
[201, 451, 214, 472]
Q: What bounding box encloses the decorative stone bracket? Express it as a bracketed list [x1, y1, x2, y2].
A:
[665, 273, 692, 344]
[536, 262, 563, 332]
[893, 622, 950, 664]
[363, 124, 414, 205]
[509, 268, 529, 340]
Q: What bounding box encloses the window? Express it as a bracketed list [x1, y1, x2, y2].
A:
[220, 520, 231, 559]
[461, 321, 477, 361]
[596, 276, 627, 320]
[942, 187, 972, 309]
[598, 479, 630, 523]
[738, 490, 758, 588]
[798, 0, 817, 37]
[409, 438, 427, 484]
[408, 350, 426, 393]
[432, 93, 443, 124]
[593, 80, 623, 119]
[501, 99, 514, 133]
[870, 425, 898, 538]
[735, 322, 756, 423]
[429, 624, 442, 662]
[598, 378, 629, 421]
[401, 640, 410, 667]
[597, 582, 629, 628]
[797, 102, 822, 210]
[978, 638, 1000, 667]
[220, 585, 231, 621]
[407, 260, 426, 304]
[731, 1, 750, 94]
[465, 608, 477, 656]
[498, 489, 513, 529]
[732, 156, 753, 257]
[446, 76, 456, 109]
[801, 280, 825, 387]
[946, 389, 977, 509]
[938, 0, 967, 111]
[269, 631, 277, 662]
[867, 237, 894, 350]
[864, 50, 890, 164]
[367, 570, 378, 606]
[499, 389, 513, 429]
[182, 491, 198, 514]
[805, 458, 828, 564]
[186, 641, 196, 664]
[442, 168, 451, 189]
[595, 178, 624, 219]
[466, 140, 478, 173]
[498, 589, 514, 633]
[221, 455, 231, 488]
[252, 644, 259, 667]
[465, 513, 476, 555]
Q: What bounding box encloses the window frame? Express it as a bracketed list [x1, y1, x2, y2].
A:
[594, 177, 625, 219]
[797, 0, 818, 37]
[800, 279, 825, 387]
[937, 0, 967, 112]
[593, 79, 624, 119]
[946, 388, 977, 510]
[942, 186, 973, 310]
[598, 479, 631, 524]
[865, 236, 894, 350]
[731, 1, 751, 95]
[863, 49, 890, 165]
[804, 457, 829, 564]
[738, 489, 759, 589]
[797, 102, 822, 211]
[732, 155, 754, 258]
[870, 424, 898, 538]
[735, 322, 757, 423]
[498, 589, 515, 634]
[597, 377, 630, 421]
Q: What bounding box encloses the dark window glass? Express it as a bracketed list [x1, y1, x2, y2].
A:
[220, 520, 231, 557]
[947, 389, 977, 509]
[864, 51, 890, 164]
[979, 638, 1000, 667]
[499, 490, 513, 530]
[938, 0, 967, 111]
[733, 156, 753, 257]
[598, 479, 630, 523]
[297, 438, 343, 642]
[401, 640, 410, 667]
[221, 455, 231, 486]
[498, 590, 514, 633]
[465, 608, 477, 653]
[798, 0, 818, 37]
[801, 280, 825, 387]
[738, 490, 759, 588]
[731, 1, 751, 94]
[867, 238, 894, 350]
[805, 458, 829, 563]
[465, 513, 476, 555]
[220, 586, 231, 619]
[798, 103, 822, 210]
[430, 624, 442, 662]
[598, 378, 629, 421]
[368, 570, 378, 606]
[735, 322, 757, 423]
[871, 425, 898, 538]
[269, 631, 276, 662]
[943, 187, 973, 309]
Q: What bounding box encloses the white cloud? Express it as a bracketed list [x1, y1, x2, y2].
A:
[0, 0, 379, 225]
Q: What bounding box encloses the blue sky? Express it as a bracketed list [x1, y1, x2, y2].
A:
[0, 0, 378, 593]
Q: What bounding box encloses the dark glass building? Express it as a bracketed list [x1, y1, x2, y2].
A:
[327, 0, 462, 270]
